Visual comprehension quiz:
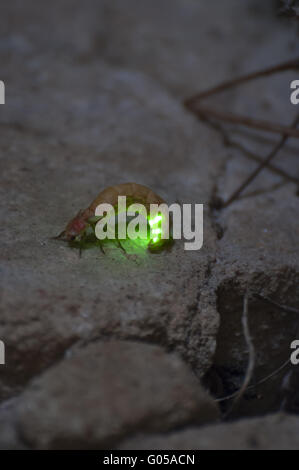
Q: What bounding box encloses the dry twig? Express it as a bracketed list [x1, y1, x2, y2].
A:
[223, 292, 255, 416]
[185, 58, 299, 106]
[215, 357, 290, 403]
[189, 106, 299, 140]
[254, 293, 299, 315]
[184, 58, 299, 207]
[202, 118, 299, 185]
[223, 113, 299, 207]
[215, 293, 299, 405]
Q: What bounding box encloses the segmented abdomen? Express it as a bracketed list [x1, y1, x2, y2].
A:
[88, 182, 165, 214]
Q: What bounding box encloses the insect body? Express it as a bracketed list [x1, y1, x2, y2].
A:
[56, 183, 172, 252]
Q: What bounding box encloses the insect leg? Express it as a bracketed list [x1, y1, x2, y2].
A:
[98, 240, 106, 254]
[51, 230, 67, 241]
[116, 239, 127, 254]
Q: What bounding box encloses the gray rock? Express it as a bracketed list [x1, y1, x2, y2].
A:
[119, 412, 299, 450]
[208, 34, 299, 414]
[2, 1, 293, 97]
[16, 341, 219, 449]
[0, 39, 224, 399]
[1, 0, 299, 448]
[0, 399, 27, 449]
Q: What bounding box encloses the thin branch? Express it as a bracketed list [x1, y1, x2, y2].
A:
[226, 143, 299, 185]
[189, 105, 299, 140]
[184, 58, 299, 206]
[254, 293, 299, 315]
[223, 113, 299, 207]
[224, 292, 255, 416]
[201, 118, 299, 185]
[184, 57, 299, 106]
[215, 357, 290, 403]
[215, 292, 299, 404]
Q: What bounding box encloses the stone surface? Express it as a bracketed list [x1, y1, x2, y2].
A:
[15, 341, 219, 449]
[0, 398, 26, 450]
[0, 56, 222, 399]
[1, 0, 299, 449]
[119, 412, 299, 450]
[207, 33, 299, 415]
[3, 1, 295, 98]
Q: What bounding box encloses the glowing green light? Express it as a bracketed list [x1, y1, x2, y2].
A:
[149, 215, 163, 226]
[148, 214, 163, 248]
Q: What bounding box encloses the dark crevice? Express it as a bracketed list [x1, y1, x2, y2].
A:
[202, 271, 299, 419]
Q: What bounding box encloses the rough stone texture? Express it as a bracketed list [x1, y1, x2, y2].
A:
[208, 32, 299, 415]
[1, 0, 299, 449]
[119, 412, 299, 450]
[0, 398, 27, 450]
[280, 0, 299, 18]
[0, 56, 221, 399]
[15, 341, 219, 449]
[3, 1, 295, 98]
